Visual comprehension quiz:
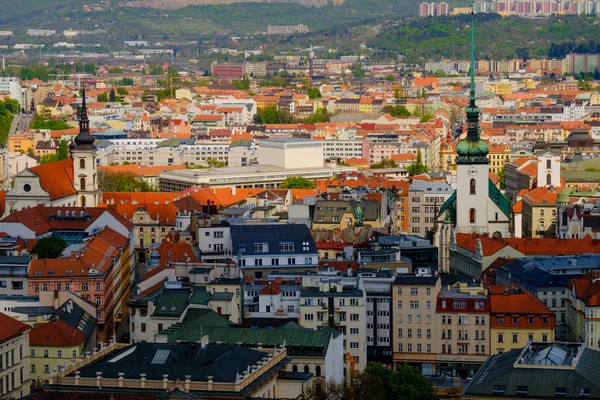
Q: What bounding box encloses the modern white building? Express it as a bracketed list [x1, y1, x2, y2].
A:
[0, 77, 22, 106]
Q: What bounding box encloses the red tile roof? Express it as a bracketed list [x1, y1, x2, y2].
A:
[30, 319, 85, 347]
[455, 232, 600, 257]
[568, 272, 600, 307]
[28, 227, 128, 278]
[29, 159, 76, 200]
[489, 286, 554, 316]
[0, 312, 30, 343]
[0, 206, 133, 234]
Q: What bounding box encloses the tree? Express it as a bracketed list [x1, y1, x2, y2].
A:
[385, 74, 395, 81]
[382, 105, 411, 118]
[109, 89, 116, 102]
[578, 79, 593, 91]
[279, 176, 314, 189]
[233, 75, 251, 91]
[498, 165, 506, 190]
[98, 171, 156, 192]
[117, 87, 129, 96]
[31, 235, 67, 259]
[307, 87, 322, 100]
[31, 115, 71, 130]
[351, 63, 365, 79]
[149, 62, 164, 75]
[255, 106, 290, 124]
[420, 113, 433, 123]
[302, 362, 436, 400]
[167, 66, 179, 77]
[407, 149, 429, 176]
[4, 99, 20, 114]
[40, 154, 60, 165]
[97, 92, 109, 102]
[58, 140, 68, 160]
[371, 158, 398, 169]
[303, 108, 331, 123]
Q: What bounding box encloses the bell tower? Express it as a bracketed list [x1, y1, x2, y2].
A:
[455, 15, 490, 233]
[71, 88, 98, 207]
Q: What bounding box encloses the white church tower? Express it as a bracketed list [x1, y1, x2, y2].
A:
[454, 17, 490, 234]
[71, 88, 98, 208]
[536, 149, 560, 187]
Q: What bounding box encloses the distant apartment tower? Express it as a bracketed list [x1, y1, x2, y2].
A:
[267, 24, 309, 35]
[565, 53, 600, 75]
[419, 2, 449, 17]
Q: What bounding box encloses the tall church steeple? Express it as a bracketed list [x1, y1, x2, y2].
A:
[456, 14, 489, 165]
[73, 88, 95, 150]
[72, 87, 98, 208]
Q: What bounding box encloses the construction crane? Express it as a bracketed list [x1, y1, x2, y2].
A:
[346, 352, 357, 373]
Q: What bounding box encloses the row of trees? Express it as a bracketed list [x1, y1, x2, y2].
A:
[302, 363, 437, 400]
[0, 100, 16, 146]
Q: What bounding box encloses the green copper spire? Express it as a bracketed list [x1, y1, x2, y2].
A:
[456, 13, 489, 164]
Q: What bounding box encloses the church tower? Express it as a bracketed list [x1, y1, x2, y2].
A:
[71, 88, 98, 208]
[455, 15, 490, 233]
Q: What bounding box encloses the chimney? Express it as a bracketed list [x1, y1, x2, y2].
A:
[232, 186, 236, 196]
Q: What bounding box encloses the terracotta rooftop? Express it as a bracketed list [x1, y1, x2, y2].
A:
[0, 312, 30, 343]
[29, 159, 76, 200]
[30, 319, 85, 347]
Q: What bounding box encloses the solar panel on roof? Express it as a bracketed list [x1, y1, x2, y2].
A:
[151, 349, 171, 364]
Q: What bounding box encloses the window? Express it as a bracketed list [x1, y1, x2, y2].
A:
[528, 317, 534, 324]
[350, 299, 359, 306]
[213, 231, 223, 238]
[350, 342, 359, 349]
[397, 328, 402, 338]
[34, 284, 39, 292]
[410, 287, 418, 296]
[426, 301, 431, 309]
[542, 334, 548, 343]
[304, 314, 314, 321]
[80, 177, 86, 189]
[288, 258, 296, 265]
[469, 208, 476, 224]
[555, 387, 567, 397]
[547, 159, 552, 169]
[82, 283, 88, 291]
[73, 350, 77, 357]
[470, 178, 476, 194]
[497, 333, 504, 343]
[96, 296, 101, 305]
[42, 283, 48, 291]
[141, 323, 146, 333]
[542, 317, 548, 325]
[31, 364, 35, 373]
[580, 388, 591, 397]
[350, 314, 359, 321]
[407, 329, 412, 338]
[546, 173, 552, 186]
[80, 158, 86, 169]
[407, 344, 412, 352]
[397, 287, 402, 295]
[427, 344, 431, 353]
[493, 385, 505, 395]
[350, 328, 359, 335]
[409, 301, 419, 309]
[158, 323, 163, 332]
[454, 301, 467, 310]
[498, 317, 504, 324]
[512, 333, 518, 343]
[397, 300, 403, 309]
[253, 243, 268, 253]
[426, 288, 431, 296]
[279, 242, 294, 252]
[44, 350, 48, 357]
[516, 386, 528, 396]
[44, 365, 49, 373]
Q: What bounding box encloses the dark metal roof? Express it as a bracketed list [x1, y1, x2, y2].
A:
[230, 224, 317, 256]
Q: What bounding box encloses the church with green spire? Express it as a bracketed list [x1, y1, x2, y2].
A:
[435, 15, 511, 272]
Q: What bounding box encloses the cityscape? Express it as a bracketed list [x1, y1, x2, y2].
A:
[1, 1, 600, 400]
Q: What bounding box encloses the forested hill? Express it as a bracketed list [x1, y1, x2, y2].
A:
[367, 14, 600, 61]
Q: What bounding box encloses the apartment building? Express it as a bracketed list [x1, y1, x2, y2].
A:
[29, 319, 85, 380]
[436, 283, 490, 378]
[266, 24, 309, 34]
[566, 272, 600, 349]
[363, 271, 394, 366]
[27, 227, 134, 342]
[489, 286, 556, 354]
[322, 140, 367, 160]
[0, 312, 31, 398]
[392, 273, 440, 374]
[299, 277, 367, 374]
[521, 187, 559, 238]
[408, 180, 454, 237]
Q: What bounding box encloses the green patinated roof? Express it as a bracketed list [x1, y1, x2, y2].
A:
[152, 290, 192, 317]
[182, 308, 232, 325]
[557, 188, 573, 204]
[463, 346, 600, 398]
[437, 179, 510, 222]
[456, 138, 489, 161]
[161, 324, 337, 356]
[160, 310, 340, 356]
[188, 291, 211, 305]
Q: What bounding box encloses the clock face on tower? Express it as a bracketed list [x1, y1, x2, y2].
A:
[467, 166, 478, 177]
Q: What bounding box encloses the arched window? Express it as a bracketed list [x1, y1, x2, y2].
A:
[80, 177, 86, 189]
[546, 173, 552, 186]
[469, 208, 476, 224]
[546, 159, 551, 169]
[292, 365, 298, 373]
[316, 366, 321, 377]
[304, 365, 310, 374]
[81, 196, 86, 208]
[470, 178, 476, 195]
[80, 159, 85, 169]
